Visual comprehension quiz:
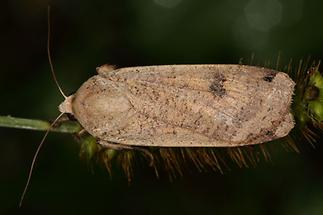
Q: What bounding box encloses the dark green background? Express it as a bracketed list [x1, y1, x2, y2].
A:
[1, 0, 323, 214]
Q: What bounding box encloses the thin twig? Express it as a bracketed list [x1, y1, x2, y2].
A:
[0, 115, 82, 133]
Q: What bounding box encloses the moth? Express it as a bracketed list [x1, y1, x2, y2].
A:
[59, 64, 295, 149]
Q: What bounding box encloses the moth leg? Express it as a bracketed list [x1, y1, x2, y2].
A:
[96, 64, 116, 75]
[72, 128, 88, 142]
[98, 140, 154, 166]
[51, 114, 70, 127]
[77, 128, 87, 136]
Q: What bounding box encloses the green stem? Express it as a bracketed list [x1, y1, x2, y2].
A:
[0, 115, 82, 133]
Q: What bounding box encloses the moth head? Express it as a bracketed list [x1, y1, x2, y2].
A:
[59, 95, 74, 114]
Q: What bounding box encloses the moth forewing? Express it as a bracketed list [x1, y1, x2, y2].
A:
[68, 64, 295, 147]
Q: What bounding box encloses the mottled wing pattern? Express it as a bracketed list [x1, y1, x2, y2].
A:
[73, 65, 295, 147]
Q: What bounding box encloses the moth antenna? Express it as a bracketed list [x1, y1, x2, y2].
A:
[47, 6, 67, 99]
[19, 112, 65, 208]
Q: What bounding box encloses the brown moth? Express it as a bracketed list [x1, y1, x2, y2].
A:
[59, 64, 295, 148]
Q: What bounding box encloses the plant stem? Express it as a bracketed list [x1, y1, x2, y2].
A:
[0, 115, 82, 133]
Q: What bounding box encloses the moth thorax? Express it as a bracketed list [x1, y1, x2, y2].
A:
[59, 95, 74, 114]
